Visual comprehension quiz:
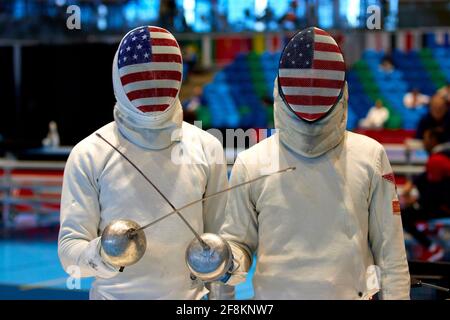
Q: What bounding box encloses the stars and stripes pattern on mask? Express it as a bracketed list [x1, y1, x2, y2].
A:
[278, 27, 345, 122]
[117, 26, 183, 114]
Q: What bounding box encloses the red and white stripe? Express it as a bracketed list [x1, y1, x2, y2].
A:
[279, 27, 345, 121]
[119, 26, 183, 114]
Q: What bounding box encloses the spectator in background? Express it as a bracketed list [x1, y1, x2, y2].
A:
[279, 1, 299, 30]
[42, 120, 60, 148]
[159, 0, 176, 29]
[401, 127, 450, 261]
[242, 8, 255, 31]
[174, 6, 190, 32]
[182, 86, 205, 124]
[257, 7, 277, 31]
[379, 54, 395, 74]
[436, 83, 450, 104]
[403, 88, 430, 109]
[359, 99, 389, 129]
[416, 94, 450, 140]
[211, 0, 229, 32]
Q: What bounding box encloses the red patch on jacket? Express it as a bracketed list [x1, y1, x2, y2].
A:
[392, 200, 401, 215]
[382, 172, 396, 184]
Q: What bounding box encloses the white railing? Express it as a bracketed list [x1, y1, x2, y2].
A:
[0, 159, 65, 229]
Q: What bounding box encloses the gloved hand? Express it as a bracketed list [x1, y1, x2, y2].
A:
[187, 237, 251, 286]
[191, 242, 251, 286]
[218, 261, 234, 283]
[188, 253, 240, 283]
[188, 261, 237, 300]
[220, 243, 251, 286]
[79, 237, 121, 279]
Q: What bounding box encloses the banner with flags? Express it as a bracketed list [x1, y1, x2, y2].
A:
[265, 33, 283, 53]
[213, 36, 252, 65]
[196, 29, 449, 68]
[364, 29, 449, 53]
[252, 33, 265, 54]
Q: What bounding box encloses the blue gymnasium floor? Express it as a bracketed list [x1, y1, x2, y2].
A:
[0, 239, 255, 300]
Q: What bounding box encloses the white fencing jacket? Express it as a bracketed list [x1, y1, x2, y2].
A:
[220, 79, 410, 300]
[58, 119, 228, 299]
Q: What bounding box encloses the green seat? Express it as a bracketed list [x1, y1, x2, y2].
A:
[247, 52, 260, 62]
[239, 105, 251, 116]
[357, 71, 375, 82]
[423, 60, 440, 69]
[196, 105, 211, 128]
[385, 114, 402, 129]
[353, 60, 369, 71]
[419, 48, 432, 57]
[251, 73, 265, 81]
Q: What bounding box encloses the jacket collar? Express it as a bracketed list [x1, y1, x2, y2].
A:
[273, 77, 348, 158]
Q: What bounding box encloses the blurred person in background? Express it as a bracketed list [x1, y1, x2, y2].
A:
[403, 88, 430, 109]
[436, 83, 450, 104]
[379, 54, 395, 74]
[182, 86, 205, 124]
[183, 86, 205, 113]
[257, 7, 277, 31]
[174, 6, 190, 32]
[279, 1, 299, 30]
[416, 95, 450, 140]
[211, 0, 229, 32]
[242, 8, 255, 31]
[42, 120, 60, 148]
[402, 127, 450, 261]
[359, 99, 389, 129]
[159, 0, 176, 29]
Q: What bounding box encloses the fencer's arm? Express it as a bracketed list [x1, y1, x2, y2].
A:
[368, 146, 410, 300]
[202, 136, 229, 234]
[58, 143, 118, 279]
[219, 156, 257, 286]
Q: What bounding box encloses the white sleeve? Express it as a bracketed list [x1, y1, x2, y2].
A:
[219, 156, 256, 284]
[202, 138, 229, 234]
[368, 146, 410, 300]
[58, 144, 118, 279]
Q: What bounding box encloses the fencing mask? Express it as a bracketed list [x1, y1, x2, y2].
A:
[278, 27, 345, 122]
[112, 26, 184, 150]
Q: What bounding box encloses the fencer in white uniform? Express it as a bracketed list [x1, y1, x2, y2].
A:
[220, 27, 410, 299]
[58, 26, 228, 299]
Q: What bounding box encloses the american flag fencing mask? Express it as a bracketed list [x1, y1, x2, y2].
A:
[115, 26, 183, 117]
[278, 27, 346, 122]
